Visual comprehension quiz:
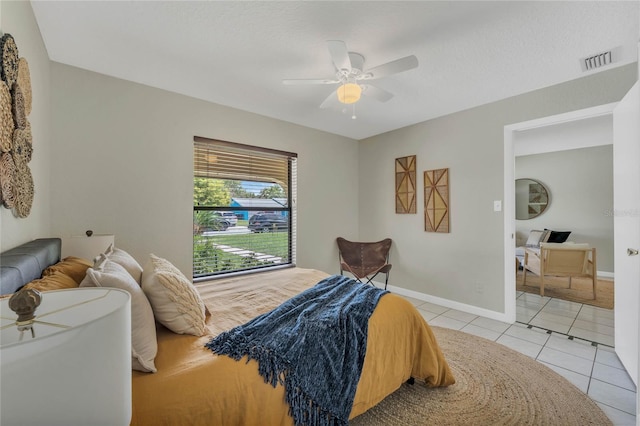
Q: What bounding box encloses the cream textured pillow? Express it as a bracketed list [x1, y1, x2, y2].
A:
[141, 254, 207, 336]
[102, 243, 144, 284]
[525, 230, 550, 248]
[81, 254, 158, 373]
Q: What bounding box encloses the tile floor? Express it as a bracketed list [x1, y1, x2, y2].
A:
[401, 294, 637, 425]
[516, 291, 614, 346]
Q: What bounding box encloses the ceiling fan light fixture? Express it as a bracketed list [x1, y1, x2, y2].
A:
[336, 83, 361, 104]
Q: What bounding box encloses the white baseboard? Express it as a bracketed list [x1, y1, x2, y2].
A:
[597, 271, 614, 279]
[364, 268, 614, 324]
[370, 279, 514, 324]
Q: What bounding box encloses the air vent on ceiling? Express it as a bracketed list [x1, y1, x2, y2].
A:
[580, 47, 621, 72]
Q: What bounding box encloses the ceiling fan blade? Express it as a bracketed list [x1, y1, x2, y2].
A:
[361, 84, 394, 102]
[327, 40, 351, 71]
[283, 78, 340, 85]
[366, 55, 418, 79]
[319, 90, 338, 109]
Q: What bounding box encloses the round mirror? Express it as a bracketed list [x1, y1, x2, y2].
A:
[515, 178, 549, 220]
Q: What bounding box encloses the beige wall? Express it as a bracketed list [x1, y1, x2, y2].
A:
[0, 1, 51, 252]
[516, 145, 614, 274]
[49, 63, 359, 276]
[358, 64, 636, 313]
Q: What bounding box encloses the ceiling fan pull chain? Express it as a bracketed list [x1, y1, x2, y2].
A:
[352, 103, 357, 120]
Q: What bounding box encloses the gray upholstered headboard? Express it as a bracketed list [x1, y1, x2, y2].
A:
[0, 238, 61, 295]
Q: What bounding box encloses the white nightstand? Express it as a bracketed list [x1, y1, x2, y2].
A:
[61, 233, 115, 259]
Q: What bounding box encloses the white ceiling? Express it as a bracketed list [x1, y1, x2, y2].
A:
[31, 1, 639, 140]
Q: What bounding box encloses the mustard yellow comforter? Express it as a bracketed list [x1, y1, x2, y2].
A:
[131, 268, 454, 425]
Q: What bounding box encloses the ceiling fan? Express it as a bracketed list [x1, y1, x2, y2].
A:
[283, 40, 419, 109]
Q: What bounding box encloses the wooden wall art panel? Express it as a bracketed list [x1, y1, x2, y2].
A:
[424, 168, 449, 233]
[395, 155, 416, 214]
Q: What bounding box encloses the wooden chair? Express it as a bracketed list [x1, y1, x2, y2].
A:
[336, 237, 392, 289]
[523, 243, 597, 299]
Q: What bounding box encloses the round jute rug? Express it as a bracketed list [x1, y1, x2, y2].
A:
[352, 327, 612, 426]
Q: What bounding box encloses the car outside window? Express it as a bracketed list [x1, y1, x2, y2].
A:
[214, 211, 238, 226]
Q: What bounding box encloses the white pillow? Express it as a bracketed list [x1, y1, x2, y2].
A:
[81, 254, 158, 373]
[525, 230, 550, 248]
[101, 243, 143, 284]
[141, 254, 207, 337]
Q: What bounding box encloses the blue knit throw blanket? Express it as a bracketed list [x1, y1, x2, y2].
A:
[205, 274, 388, 426]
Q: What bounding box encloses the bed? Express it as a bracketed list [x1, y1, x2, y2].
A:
[1, 240, 455, 425]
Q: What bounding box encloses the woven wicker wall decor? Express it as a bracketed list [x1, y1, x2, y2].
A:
[17, 58, 32, 115]
[0, 152, 17, 209]
[0, 81, 13, 152]
[395, 155, 416, 214]
[0, 33, 34, 218]
[424, 168, 450, 233]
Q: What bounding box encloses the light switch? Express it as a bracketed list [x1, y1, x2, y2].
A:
[493, 200, 502, 212]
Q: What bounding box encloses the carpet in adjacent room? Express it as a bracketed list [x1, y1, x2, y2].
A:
[516, 269, 613, 310]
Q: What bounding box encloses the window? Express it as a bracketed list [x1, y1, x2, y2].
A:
[193, 136, 297, 278]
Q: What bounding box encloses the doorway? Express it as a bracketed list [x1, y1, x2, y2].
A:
[505, 105, 617, 346]
[502, 103, 617, 323]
